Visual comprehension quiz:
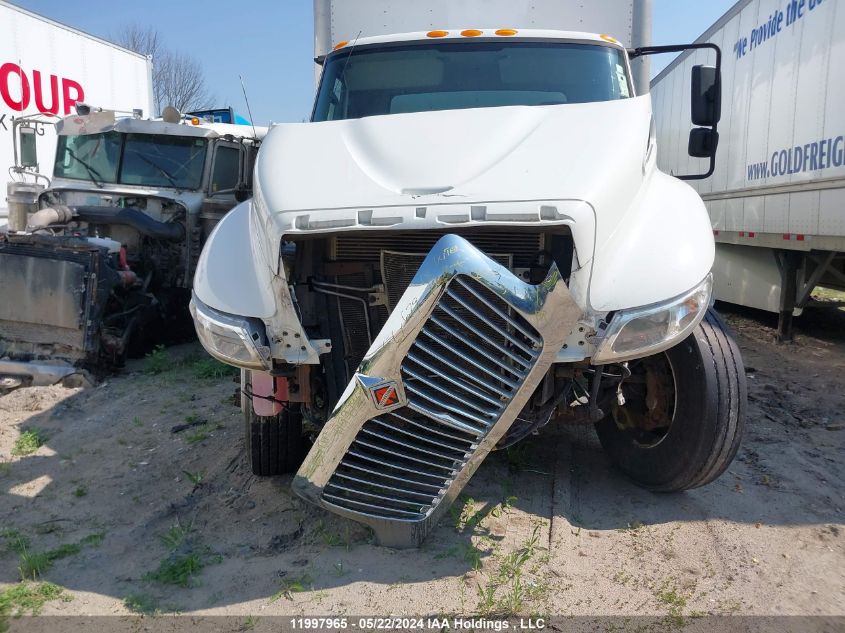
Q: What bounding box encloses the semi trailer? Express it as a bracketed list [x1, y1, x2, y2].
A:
[191, 0, 747, 547]
[651, 0, 845, 340]
[1, 0, 153, 223]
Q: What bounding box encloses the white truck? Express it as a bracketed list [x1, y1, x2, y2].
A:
[651, 0, 845, 340]
[191, 0, 746, 547]
[1, 0, 153, 223]
[0, 106, 264, 392]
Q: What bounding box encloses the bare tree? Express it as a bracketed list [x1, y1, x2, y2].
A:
[116, 25, 213, 115]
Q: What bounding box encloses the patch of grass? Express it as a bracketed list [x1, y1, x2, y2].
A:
[12, 429, 46, 456]
[144, 345, 171, 375]
[73, 486, 87, 498]
[0, 581, 71, 627]
[239, 615, 257, 631]
[656, 582, 689, 625]
[0, 462, 11, 477]
[474, 525, 545, 616]
[192, 356, 235, 380]
[184, 426, 210, 444]
[132, 417, 144, 427]
[123, 592, 159, 615]
[182, 470, 205, 487]
[143, 553, 205, 588]
[17, 549, 50, 581]
[79, 532, 106, 548]
[270, 573, 313, 602]
[160, 519, 194, 551]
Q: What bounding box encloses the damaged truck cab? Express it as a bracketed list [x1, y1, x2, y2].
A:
[191, 25, 746, 547]
[0, 108, 264, 392]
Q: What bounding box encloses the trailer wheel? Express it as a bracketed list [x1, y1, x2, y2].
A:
[594, 309, 746, 491]
[243, 373, 305, 476]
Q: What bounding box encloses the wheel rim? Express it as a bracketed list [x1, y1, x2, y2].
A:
[610, 353, 677, 448]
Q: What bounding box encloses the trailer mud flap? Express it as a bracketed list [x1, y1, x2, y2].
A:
[292, 234, 581, 547]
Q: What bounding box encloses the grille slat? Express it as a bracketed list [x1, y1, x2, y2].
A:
[325, 483, 430, 511]
[405, 352, 506, 407]
[420, 325, 524, 383]
[333, 472, 440, 501]
[402, 366, 499, 417]
[452, 277, 542, 345]
[347, 449, 452, 481]
[386, 410, 478, 445]
[358, 428, 464, 464]
[435, 304, 533, 369]
[370, 418, 470, 454]
[404, 382, 495, 428]
[443, 290, 537, 358]
[323, 493, 427, 519]
[322, 274, 543, 523]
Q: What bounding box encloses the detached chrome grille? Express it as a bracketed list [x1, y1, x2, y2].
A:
[323, 276, 541, 522]
[293, 234, 580, 547]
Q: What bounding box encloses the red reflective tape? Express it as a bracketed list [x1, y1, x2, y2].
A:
[748, 232, 755, 238]
[739, 231, 745, 237]
[783, 234, 791, 240]
[713, 229, 720, 235]
[796, 234, 805, 241]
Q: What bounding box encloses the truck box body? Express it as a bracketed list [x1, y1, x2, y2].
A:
[650, 0, 845, 313]
[314, 0, 652, 93]
[1, 0, 153, 220]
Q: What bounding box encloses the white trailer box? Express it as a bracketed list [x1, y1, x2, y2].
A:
[1, 0, 153, 220]
[651, 0, 845, 338]
[314, 0, 652, 92]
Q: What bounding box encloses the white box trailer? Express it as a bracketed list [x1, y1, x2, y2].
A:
[650, 0, 845, 339]
[1, 0, 153, 221]
[314, 0, 653, 93]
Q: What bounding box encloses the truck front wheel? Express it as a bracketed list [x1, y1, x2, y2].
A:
[594, 310, 746, 492]
[243, 373, 305, 476]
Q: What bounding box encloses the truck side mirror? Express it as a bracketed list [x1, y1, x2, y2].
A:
[19, 127, 38, 168]
[688, 128, 719, 158]
[691, 65, 721, 127]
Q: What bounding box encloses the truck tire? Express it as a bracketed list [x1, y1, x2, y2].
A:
[243, 374, 304, 476]
[594, 309, 746, 492]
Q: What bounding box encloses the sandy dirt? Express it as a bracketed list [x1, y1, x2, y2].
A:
[1, 305, 843, 624]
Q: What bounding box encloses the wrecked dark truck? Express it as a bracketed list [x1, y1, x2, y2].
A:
[1, 108, 264, 393]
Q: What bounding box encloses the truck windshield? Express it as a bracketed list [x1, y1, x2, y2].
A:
[54, 131, 208, 190]
[313, 41, 632, 122]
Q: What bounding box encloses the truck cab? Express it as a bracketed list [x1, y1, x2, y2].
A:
[0, 108, 265, 392]
[191, 22, 745, 547]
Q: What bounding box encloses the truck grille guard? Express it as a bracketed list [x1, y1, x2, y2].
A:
[292, 234, 581, 547]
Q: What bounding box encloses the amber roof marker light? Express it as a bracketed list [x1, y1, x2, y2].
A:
[427, 30, 449, 38]
[460, 29, 483, 37]
[600, 34, 619, 44]
[333, 40, 349, 50]
[495, 28, 518, 36]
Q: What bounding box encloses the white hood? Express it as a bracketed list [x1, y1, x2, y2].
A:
[250, 95, 714, 311]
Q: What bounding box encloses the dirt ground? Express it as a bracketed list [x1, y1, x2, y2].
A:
[1, 304, 843, 625]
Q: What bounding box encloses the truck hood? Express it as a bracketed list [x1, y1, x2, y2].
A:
[257, 97, 651, 229]
[253, 95, 715, 311]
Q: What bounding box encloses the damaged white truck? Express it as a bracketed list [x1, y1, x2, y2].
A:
[1, 107, 264, 392]
[191, 0, 747, 547]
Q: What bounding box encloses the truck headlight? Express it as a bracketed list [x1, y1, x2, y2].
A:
[592, 274, 713, 364]
[189, 294, 271, 370]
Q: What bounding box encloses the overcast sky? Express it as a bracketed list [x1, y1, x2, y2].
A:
[13, 0, 737, 125]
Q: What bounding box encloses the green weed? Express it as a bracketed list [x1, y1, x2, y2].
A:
[0, 581, 71, 628]
[12, 429, 46, 456]
[185, 426, 210, 444]
[73, 486, 87, 498]
[123, 592, 160, 615]
[160, 519, 194, 551]
[270, 573, 313, 602]
[192, 356, 235, 380]
[143, 553, 205, 588]
[182, 470, 205, 487]
[144, 345, 170, 375]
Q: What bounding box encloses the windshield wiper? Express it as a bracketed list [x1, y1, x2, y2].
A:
[134, 154, 182, 191]
[64, 147, 104, 188]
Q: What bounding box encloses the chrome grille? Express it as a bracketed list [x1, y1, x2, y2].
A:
[321, 275, 541, 521]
